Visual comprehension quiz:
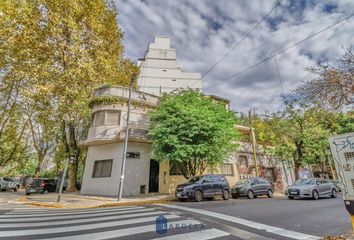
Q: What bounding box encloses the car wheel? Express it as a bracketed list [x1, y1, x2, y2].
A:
[331, 189, 337, 198]
[178, 198, 187, 202]
[247, 190, 255, 199]
[267, 189, 273, 198]
[42, 189, 48, 194]
[25, 192, 30, 196]
[14, 186, 19, 192]
[222, 189, 230, 200]
[312, 190, 319, 200]
[288, 196, 294, 200]
[194, 190, 203, 202]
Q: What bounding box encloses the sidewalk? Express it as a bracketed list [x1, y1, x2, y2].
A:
[18, 192, 176, 209]
[4, 190, 285, 209]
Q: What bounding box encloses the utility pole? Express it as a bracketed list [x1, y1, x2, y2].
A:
[327, 153, 337, 180]
[56, 154, 75, 203]
[249, 110, 259, 176]
[117, 73, 136, 201]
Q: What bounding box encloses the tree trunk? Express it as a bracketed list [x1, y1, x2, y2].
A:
[294, 141, 304, 180]
[34, 153, 45, 177]
[67, 122, 79, 192]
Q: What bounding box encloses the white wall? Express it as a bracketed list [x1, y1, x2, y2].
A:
[81, 142, 153, 197]
[137, 36, 202, 96]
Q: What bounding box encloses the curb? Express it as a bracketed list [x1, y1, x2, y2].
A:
[17, 196, 177, 209]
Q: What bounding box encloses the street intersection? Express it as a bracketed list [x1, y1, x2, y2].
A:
[0, 193, 350, 240]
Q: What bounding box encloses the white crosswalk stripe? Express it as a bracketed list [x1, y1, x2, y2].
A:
[0, 206, 232, 240]
[150, 228, 230, 240]
[1, 206, 145, 217]
[0, 207, 154, 222]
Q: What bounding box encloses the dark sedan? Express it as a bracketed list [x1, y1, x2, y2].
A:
[231, 177, 274, 199]
[25, 178, 57, 195]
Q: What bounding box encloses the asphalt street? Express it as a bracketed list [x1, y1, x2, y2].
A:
[0, 193, 351, 240]
[169, 195, 351, 237]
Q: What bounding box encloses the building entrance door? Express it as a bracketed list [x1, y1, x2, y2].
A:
[149, 159, 159, 193]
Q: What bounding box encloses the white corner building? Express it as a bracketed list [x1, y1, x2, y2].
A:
[80, 37, 203, 197]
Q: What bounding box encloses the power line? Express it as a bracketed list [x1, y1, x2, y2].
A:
[202, 0, 284, 78]
[274, 55, 285, 96]
[205, 13, 354, 91]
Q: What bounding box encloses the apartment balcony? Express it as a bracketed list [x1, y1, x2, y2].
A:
[83, 125, 121, 146]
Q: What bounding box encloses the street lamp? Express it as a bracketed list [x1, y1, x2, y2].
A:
[117, 73, 137, 201]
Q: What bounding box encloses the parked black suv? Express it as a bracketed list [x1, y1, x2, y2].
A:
[25, 178, 57, 195]
[175, 175, 230, 202]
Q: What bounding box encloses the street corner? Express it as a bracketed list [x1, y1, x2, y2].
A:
[6, 193, 178, 209]
[94, 196, 177, 209]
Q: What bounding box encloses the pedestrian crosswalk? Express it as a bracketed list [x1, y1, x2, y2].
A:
[0, 205, 232, 240]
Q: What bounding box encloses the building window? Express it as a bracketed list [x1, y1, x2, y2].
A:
[93, 111, 105, 126]
[344, 152, 354, 162]
[169, 162, 183, 176]
[92, 111, 120, 126]
[264, 168, 276, 182]
[92, 159, 113, 178]
[239, 156, 248, 168]
[220, 164, 234, 176]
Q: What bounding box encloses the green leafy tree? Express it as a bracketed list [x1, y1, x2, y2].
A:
[149, 90, 239, 179]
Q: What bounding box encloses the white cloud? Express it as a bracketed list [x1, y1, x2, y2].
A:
[116, 0, 354, 113]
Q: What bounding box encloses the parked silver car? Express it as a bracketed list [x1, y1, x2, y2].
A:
[285, 178, 337, 200]
[0, 177, 20, 192]
[231, 177, 273, 199]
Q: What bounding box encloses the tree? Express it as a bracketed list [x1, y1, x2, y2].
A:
[250, 102, 331, 179]
[149, 90, 239, 179]
[0, 1, 138, 190]
[295, 48, 354, 110]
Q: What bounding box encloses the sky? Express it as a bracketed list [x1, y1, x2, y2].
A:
[115, 0, 354, 113]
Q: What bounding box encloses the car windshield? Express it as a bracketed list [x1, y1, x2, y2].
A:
[186, 176, 202, 183]
[236, 179, 251, 185]
[294, 179, 315, 185]
[3, 177, 12, 181]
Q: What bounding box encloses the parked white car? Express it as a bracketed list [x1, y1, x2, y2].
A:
[285, 178, 337, 200]
[0, 177, 20, 192]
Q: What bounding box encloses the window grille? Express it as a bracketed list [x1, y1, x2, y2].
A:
[220, 164, 234, 176]
[344, 152, 354, 162]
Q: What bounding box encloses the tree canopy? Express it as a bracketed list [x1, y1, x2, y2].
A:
[148, 90, 239, 179]
[0, 0, 137, 190]
[295, 48, 354, 110]
[241, 103, 353, 179]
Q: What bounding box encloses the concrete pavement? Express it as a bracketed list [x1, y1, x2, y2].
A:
[0, 190, 175, 208]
